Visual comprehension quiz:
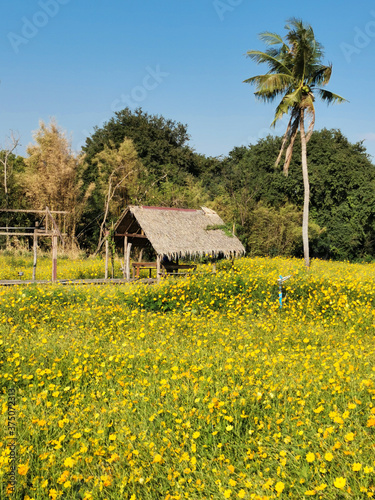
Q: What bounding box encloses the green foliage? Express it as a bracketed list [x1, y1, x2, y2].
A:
[206, 129, 375, 261]
[205, 224, 234, 238]
[245, 202, 323, 257]
[78, 108, 211, 249]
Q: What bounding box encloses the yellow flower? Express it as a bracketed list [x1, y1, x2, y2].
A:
[275, 481, 285, 493]
[238, 490, 246, 499]
[108, 453, 120, 463]
[324, 452, 333, 462]
[306, 452, 315, 463]
[313, 405, 324, 413]
[18, 463, 29, 475]
[344, 432, 354, 442]
[57, 471, 69, 484]
[192, 431, 200, 439]
[352, 463, 362, 471]
[64, 457, 76, 468]
[101, 475, 112, 487]
[333, 477, 346, 489]
[153, 453, 162, 463]
[109, 433, 116, 441]
[224, 490, 232, 498]
[316, 484, 327, 491]
[72, 432, 82, 439]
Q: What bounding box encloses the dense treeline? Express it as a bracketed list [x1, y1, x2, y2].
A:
[1, 109, 374, 261]
[210, 130, 375, 261]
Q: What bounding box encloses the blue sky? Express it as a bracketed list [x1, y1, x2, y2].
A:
[1, 0, 375, 161]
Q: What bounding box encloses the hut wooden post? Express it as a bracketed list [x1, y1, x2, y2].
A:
[32, 222, 38, 281]
[123, 236, 127, 279]
[125, 242, 132, 281]
[156, 255, 161, 283]
[51, 232, 58, 282]
[105, 235, 109, 279]
[45, 207, 48, 233]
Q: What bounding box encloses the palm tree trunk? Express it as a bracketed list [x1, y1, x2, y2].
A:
[300, 109, 310, 268]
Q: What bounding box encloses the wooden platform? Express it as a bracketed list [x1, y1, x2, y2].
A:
[0, 278, 156, 286]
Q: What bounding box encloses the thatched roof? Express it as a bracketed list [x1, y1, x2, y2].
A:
[114, 205, 245, 259]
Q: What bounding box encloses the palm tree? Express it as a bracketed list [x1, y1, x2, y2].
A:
[244, 18, 346, 267]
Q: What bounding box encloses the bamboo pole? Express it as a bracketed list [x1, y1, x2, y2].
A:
[125, 243, 132, 281]
[123, 236, 128, 279]
[51, 233, 58, 282]
[156, 255, 161, 283]
[105, 237, 109, 279]
[32, 223, 38, 281]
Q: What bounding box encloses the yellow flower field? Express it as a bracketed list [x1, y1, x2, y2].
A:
[0, 256, 374, 499]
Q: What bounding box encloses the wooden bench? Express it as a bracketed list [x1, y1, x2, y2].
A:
[132, 262, 196, 279]
[161, 263, 196, 275]
[132, 262, 157, 279]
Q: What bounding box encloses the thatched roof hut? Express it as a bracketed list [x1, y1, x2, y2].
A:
[114, 205, 245, 259]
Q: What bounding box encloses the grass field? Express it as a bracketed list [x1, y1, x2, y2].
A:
[0, 255, 374, 499]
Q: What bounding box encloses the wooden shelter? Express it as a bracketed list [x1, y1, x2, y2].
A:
[112, 205, 245, 281]
[0, 207, 67, 281]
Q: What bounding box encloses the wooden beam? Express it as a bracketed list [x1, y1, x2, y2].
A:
[0, 209, 68, 214]
[0, 227, 44, 230]
[0, 232, 55, 237]
[115, 232, 147, 238]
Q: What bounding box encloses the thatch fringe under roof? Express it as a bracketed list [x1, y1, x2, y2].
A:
[114, 205, 245, 259]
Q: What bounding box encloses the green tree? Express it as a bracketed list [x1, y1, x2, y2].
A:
[209, 130, 375, 261]
[91, 137, 142, 253]
[78, 108, 211, 249]
[83, 107, 202, 182]
[245, 18, 346, 267]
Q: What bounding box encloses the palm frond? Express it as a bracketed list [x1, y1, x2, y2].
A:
[309, 65, 332, 86]
[258, 31, 285, 47]
[281, 87, 304, 109]
[316, 89, 348, 104]
[245, 50, 292, 75]
[244, 73, 294, 93]
[302, 94, 315, 113]
[253, 89, 283, 104]
[270, 88, 303, 126]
